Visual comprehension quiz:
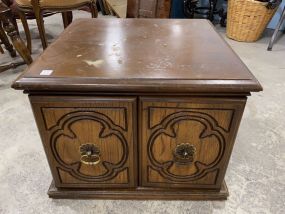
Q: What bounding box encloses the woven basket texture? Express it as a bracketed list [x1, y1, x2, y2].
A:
[227, 0, 277, 42]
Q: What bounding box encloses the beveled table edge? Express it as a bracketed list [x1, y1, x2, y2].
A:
[11, 77, 263, 93]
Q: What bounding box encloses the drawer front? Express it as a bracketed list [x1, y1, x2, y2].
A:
[140, 97, 246, 189]
[30, 96, 137, 188]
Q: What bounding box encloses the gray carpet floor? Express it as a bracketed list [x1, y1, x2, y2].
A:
[0, 12, 285, 214]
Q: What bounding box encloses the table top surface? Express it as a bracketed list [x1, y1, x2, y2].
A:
[13, 18, 262, 93]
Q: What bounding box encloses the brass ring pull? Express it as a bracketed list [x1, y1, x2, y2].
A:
[80, 154, 101, 165]
[173, 143, 196, 165]
[79, 143, 101, 165]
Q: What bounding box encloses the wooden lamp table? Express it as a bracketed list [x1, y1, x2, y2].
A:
[12, 19, 262, 200]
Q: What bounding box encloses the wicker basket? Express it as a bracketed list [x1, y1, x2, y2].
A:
[227, 0, 277, 42]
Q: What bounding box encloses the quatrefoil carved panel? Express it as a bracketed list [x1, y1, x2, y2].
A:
[48, 111, 128, 182]
[148, 111, 227, 182]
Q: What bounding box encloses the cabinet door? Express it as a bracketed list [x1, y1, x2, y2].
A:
[140, 97, 246, 189]
[30, 96, 137, 188]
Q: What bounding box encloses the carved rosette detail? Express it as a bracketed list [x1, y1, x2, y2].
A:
[49, 111, 128, 182]
[173, 143, 196, 165]
[147, 111, 226, 182]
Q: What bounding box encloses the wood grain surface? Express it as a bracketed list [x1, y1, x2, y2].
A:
[12, 19, 262, 93]
[30, 96, 137, 188]
[139, 97, 246, 189]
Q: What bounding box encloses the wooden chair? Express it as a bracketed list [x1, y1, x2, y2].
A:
[15, 0, 98, 50]
[1, 0, 59, 54]
[0, 2, 32, 72]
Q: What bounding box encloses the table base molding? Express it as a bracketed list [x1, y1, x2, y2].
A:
[48, 180, 229, 200]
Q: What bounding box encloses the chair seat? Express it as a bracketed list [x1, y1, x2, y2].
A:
[16, 0, 92, 8]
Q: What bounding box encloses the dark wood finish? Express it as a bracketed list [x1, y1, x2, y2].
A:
[30, 96, 137, 188]
[62, 11, 73, 29]
[3, 0, 31, 52]
[1, 0, 11, 6]
[1, 0, 20, 34]
[48, 180, 229, 200]
[12, 19, 262, 93]
[0, 41, 4, 53]
[0, 15, 16, 57]
[12, 19, 262, 200]
[0, 2, 32, 72]
[127, 0, 139, 17]
[0, 61, 25, 73]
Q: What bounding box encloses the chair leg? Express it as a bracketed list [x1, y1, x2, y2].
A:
[0, 23, 16, 57]
[0, 61, 26, 73]
[18, 11, 32, 54]
[1, 10, 32, 65]
[268, 6, 285, 51]
[62, 11, 73, 28]
[97, 0, 106, 15]
[0, 43, 4, 54]
[34, 9, 48, 50]
[11, 15, 20, 35]
[90, 0, 98, 18]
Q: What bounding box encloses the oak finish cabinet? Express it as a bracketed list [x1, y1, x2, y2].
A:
[30, 96, 137, 188]
[12, 19, 262, 200]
